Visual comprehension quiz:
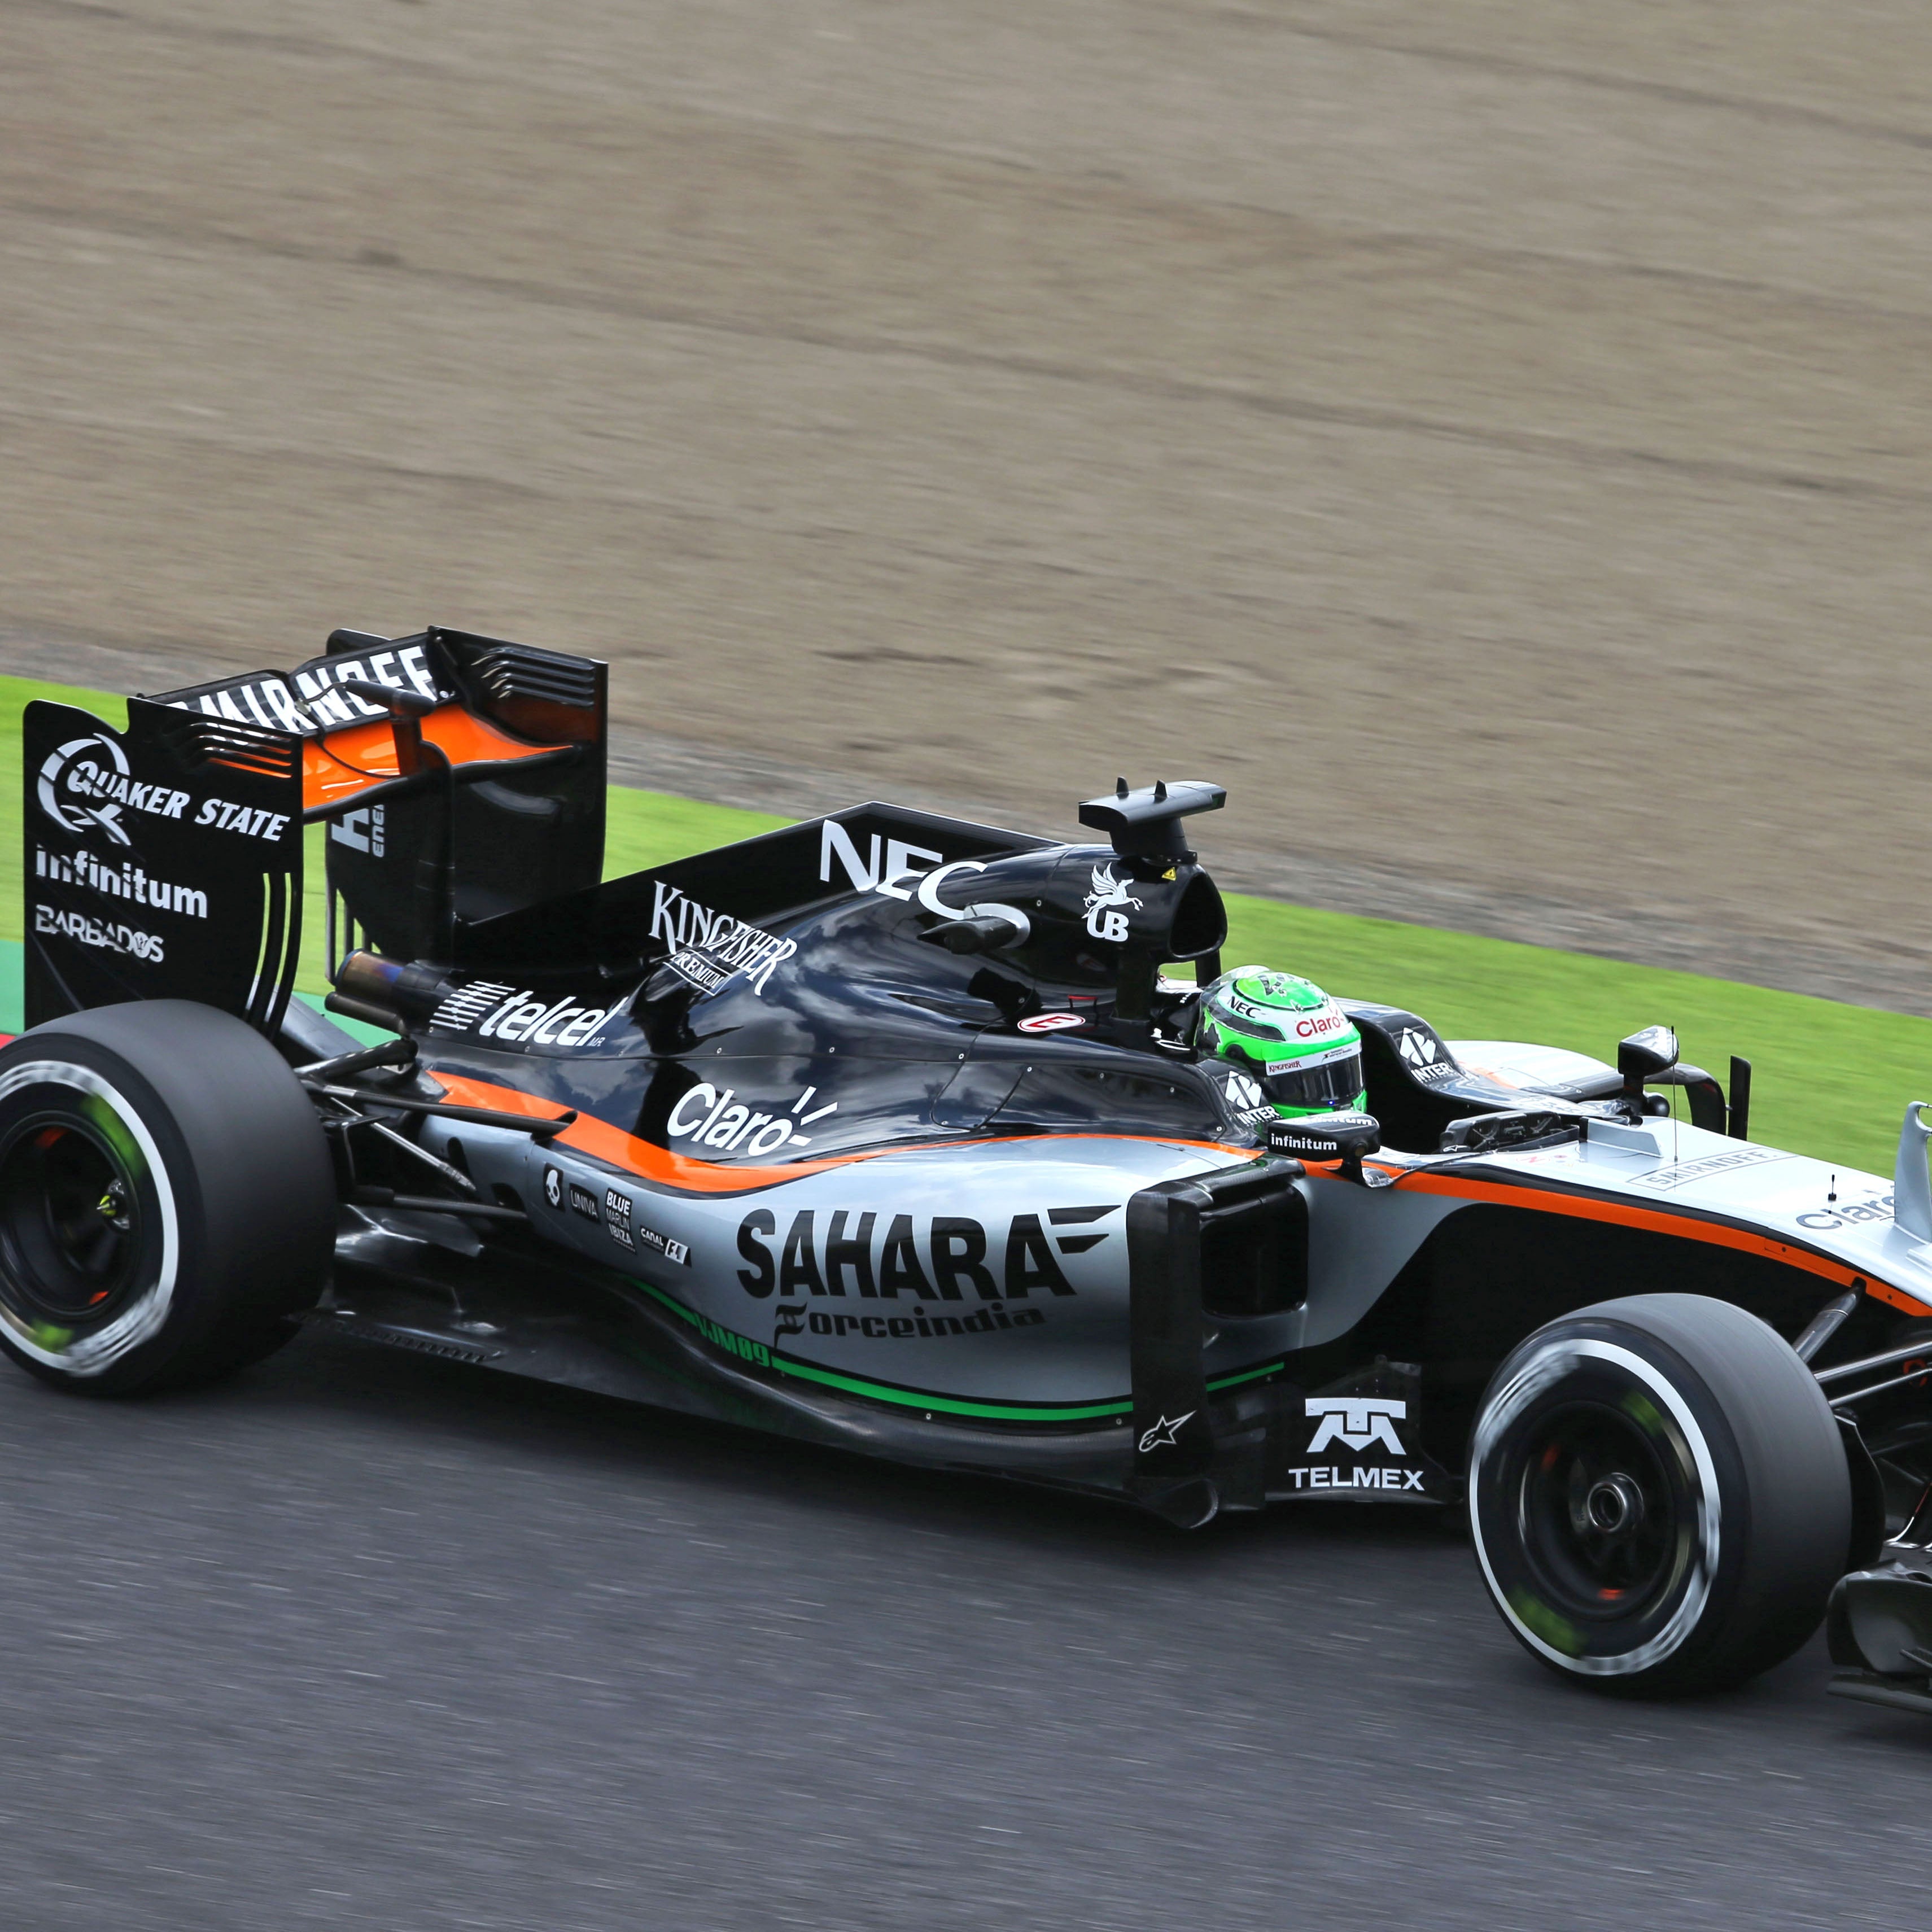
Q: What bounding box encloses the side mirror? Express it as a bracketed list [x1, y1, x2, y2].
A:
[1266, 1110, 1381, 1165]
[1618, 1025, 1678, 1111]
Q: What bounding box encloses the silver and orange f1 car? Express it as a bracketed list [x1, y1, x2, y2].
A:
[10, 627, 1932, 1703]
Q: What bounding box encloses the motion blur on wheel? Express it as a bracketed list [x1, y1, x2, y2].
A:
[1469, 1296, 1852, 1693]
[0, 1003, 335, 1393]
[12, 623, 1932, 1704]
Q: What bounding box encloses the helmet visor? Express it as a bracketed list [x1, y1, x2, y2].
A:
[1260, 1048, 1366, 1114]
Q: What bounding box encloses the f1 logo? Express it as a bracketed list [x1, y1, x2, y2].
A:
[1306, 1396, 1408, 1456]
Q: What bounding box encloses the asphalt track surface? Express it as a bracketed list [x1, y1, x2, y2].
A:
[3, 1326, 1926, 1932]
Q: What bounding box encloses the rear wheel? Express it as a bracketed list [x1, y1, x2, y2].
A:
[0, 1001, 335, 1395]
[1469, 1293, 1851, 1694]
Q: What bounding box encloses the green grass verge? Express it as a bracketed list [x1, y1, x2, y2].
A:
[4, 674, 1927, 1173]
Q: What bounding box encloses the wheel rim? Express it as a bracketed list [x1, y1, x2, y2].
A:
[0, 1114, 145, 1326]
[0, 1056, 179, 1376]
[1516, 1401, 1682, 1623]
[1470, 1337, 1720, 1677]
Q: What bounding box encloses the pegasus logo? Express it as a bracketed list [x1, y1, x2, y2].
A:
[1306, 1397, 1408, 1456]
[1138, 1410, 1195, 1453]
[1082, 864, 1143, 943]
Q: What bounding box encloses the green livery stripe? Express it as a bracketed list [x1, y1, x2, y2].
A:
[1207, 1359, 1287, 1393]
[770, 1355, 1131, 1421]
[630, 1275, 1282, 1422]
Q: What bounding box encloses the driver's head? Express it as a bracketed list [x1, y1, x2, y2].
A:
[1199, 968, 1365, 1117]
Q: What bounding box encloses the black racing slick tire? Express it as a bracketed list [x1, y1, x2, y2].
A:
[1468, 1293, 1851, 1695]
[0, 1001, 334, 1395]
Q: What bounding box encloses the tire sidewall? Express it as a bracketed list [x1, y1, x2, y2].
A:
[0, 1037, 199, 1387]
[1470, 1293, 1850, 1693]
[1470, 1327, 1738, 1682]
[0, 1004, 335, 1393]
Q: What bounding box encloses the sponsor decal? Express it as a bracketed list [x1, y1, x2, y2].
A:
[1268, 1114, 1376, 1158]
[818, 823, 1031, 942]
[165, 642, 444, 738]
[568, 1182, 600, 1221]
[1223, 990, 1280, 1027]
[1283, 1396, 1424, 1492]
[1018, 1011, 1086, 1035]
[1138, 1411, 1194, 1453]
[32, 846, 207, 919]
[1081, 863, 1143, 943]
[668, 1081, 838, 1158]
[776, 1303, 1045, 1341]
[33, 903, 165, 961]
[543, 1165, 562, 1209]
[37, 734, 290, 848]
[819, 822, 946, 901]
[1396, 1026, 1459, 1083]
[330, 804, 386, 856]
[1222, 1070, 1266, 1112]
[1287, 1004, 1350, 1044]
[1306, 1396, 1408, 1455]
[604, 1187, 635, 1251]
[1798, 1193, 1895, 1232]
[736, 1204, 1116, 1300]
[1628, 1145, 1786, 1191]
[1284, 1466, 1424, 1492]
[665, 948, 732, 996]
[600, 1186, 690, 1264]
[680, 1306, 772, 1368]
[648, 882, 795, 996]
[429, 984, 613, 1048]
[429, 980, 521, 1031]
[36, 735, 292, 846]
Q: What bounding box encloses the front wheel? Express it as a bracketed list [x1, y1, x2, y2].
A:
[1468, 1293, 1851, 1694]
[0, 1001, 335, 1395]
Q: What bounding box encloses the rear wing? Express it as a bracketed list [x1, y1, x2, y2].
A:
[23, 627, 605, 1033]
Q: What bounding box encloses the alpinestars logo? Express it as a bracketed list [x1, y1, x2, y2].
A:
[1138, 1411, 1194, 1452]
[1305, 1397, 1408, 1456]
[1082, 864, 1143, 943]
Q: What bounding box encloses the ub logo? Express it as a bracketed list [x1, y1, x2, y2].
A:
[1082, 864, 1143, 943]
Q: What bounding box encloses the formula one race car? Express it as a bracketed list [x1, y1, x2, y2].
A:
[11, 628, 1932, 1700]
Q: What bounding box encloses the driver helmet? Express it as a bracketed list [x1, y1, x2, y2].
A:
[1198, 967, 1365, 1117]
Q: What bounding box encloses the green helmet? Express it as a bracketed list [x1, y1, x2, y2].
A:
[1198, 968, 1366, 1118]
